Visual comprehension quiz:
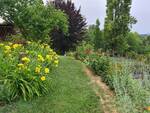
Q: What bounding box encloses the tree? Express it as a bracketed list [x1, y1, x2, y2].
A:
[104, 0, 136, 55]
[16, 3, 68, 42]
[126, 32, 142, 53]
[142, 35, 150, 54]
[93, 19, 104, 50]
[0, 0, 68, 42]
[143, 35, 150, 46]
[86, 19, 104, 50]
[86, 25, 95, 45]
[0, 0, 40, 23]
[50, 0, 87, 54]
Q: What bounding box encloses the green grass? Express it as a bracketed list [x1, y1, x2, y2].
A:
[0, 56, 102, 113]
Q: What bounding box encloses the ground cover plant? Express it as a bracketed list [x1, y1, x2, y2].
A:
[0, 41, 59, 102]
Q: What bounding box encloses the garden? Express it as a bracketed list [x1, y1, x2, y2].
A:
[0, 0, 150, 113]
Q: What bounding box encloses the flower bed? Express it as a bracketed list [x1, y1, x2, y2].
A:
[0, 41, 59, 102]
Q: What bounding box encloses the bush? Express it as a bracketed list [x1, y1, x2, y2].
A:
[75, 42, 94, 61]
[0, 41, 59, 102]
[88, 55, 111, 77]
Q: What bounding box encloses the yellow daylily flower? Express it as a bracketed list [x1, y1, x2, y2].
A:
[40, 76, 46, 81]
[35, 67, 41, 73]
[54, 60, 59, 64]
[46, 55, 52, 61]
[44, 68, 49, 74]
[5, 45, 11, 50]
[12, 44, 22, 49]
[21, 57, 30, 63]
[18, 63, 25, 69]
[37, 55, 44, 62]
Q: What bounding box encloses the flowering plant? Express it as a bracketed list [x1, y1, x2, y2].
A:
[0, 41, 59, 101]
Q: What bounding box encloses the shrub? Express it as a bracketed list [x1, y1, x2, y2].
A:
[88, 55, 111, 77]
[75, 42, 94, 61]
[0, 41, 59, 102]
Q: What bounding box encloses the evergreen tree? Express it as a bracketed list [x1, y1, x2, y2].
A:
[93, 19, 104, 50]
[86, 19, 104, 50]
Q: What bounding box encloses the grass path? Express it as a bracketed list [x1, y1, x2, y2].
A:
[84, 67, 118, 113]
[0, 57, 102, 113]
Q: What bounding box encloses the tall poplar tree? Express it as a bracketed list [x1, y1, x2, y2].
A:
[104, 0, 136, 55]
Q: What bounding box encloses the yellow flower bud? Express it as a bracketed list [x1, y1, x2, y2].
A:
[12, 44, 22, 49]
[21, 57, 30, 63]
[54, 60, 59, 64]
[46, 55, 52, 61]
[18, 63, 25, 69]
[37, 55, 44, 62]
[35, 67, 41, 73]
[5, 46, 11, 50]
